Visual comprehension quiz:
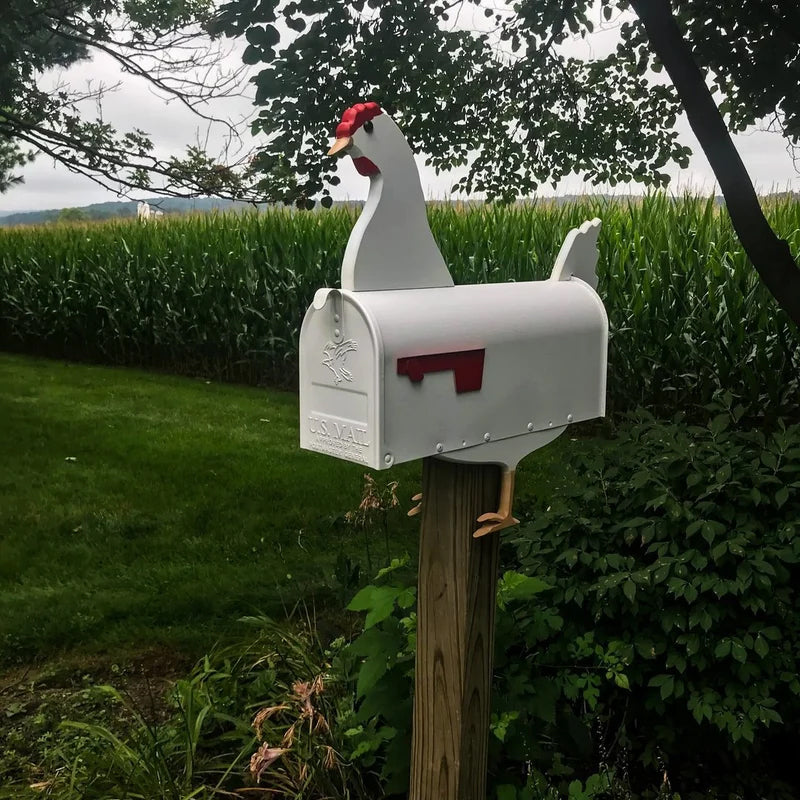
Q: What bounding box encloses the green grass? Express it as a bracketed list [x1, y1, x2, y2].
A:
[0, 353, 413, 663]
[0, 354, 569, 665]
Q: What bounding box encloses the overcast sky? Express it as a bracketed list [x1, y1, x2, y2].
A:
[1, 9, 798, 214]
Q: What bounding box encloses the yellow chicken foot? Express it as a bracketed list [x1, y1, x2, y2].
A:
[408, 493, 423, 517]
[474, 468, 519, 538]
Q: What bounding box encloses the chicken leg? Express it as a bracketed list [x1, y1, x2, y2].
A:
[474, 468, 519, 538]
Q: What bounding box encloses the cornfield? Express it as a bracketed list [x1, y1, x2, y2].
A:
[0, 193, 798, 419]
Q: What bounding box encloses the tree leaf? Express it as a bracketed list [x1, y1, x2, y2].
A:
[348, 585, 403, 628]
[497, 572, 551, 610]
[623, 579, 637, 603]
[356, 653, 388, 698]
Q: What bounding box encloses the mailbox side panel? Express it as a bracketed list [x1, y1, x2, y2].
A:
[356, 282, 607, 466]
[299, 295, 382, 468]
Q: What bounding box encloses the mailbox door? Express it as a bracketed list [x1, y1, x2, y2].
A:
[299, 293, 383, 468]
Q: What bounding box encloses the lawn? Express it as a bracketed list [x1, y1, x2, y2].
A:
[0, 353, 571, 667]
[0, 353, 418, 664]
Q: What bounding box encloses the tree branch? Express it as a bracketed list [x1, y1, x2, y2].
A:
[47, 24, 247, 134]
[0, 107, 261, 201]
[630, 0, 800, 327]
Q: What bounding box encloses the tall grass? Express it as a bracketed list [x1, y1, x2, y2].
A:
[0, 194, 797, 417]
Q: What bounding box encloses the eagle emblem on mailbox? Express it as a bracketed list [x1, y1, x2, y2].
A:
[322, 339, 357, 384]
[299, 101, 609, 537]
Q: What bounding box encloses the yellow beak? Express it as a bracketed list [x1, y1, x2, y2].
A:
[327, 136, 352, 156]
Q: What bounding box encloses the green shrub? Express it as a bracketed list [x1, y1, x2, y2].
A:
[502, 405, 800, 798]
[342, 410, 800, 799]
[334, 557, 418, 796]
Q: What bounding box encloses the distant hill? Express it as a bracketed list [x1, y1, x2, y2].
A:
[0, 197, 266, 228]
[0, 195, 646, 227]
[1, 191, 794, 228]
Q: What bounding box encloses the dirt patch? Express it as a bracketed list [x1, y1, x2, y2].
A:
[0, 647, 194, 794]
[1, 645, 191, 710]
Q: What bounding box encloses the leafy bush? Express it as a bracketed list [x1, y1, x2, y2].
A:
[334, 557, 418, 795]
[501, 406, 800, 798]
[342, 410, 800, 799]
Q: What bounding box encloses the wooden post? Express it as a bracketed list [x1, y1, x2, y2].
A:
[409, 457, 501, 800]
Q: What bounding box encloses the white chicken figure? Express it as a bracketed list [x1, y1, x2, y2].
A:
[315, 101, 607, 537]
[329, 103, 454, 292]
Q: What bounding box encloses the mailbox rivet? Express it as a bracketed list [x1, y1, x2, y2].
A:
[334, 328, 341, 338]
[462, 440, 467, 447]
[567, 413, 574, 423]
[333, 313, 340, 322]
[436, 442, 444, 453]
[483, 432, 491, 442]
[548, 420, 553, 427]
[527, 422, 534, 432]
[384, 453, 393, 465]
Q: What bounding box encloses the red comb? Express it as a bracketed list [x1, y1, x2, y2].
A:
[335, 102, 383, 138]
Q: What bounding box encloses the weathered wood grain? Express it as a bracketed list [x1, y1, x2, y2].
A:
[409, 457, 501, 800]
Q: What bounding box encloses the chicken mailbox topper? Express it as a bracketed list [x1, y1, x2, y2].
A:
[300, 102, 609, 537]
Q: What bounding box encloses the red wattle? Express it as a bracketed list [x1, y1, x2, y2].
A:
[353, 157, 379, 176]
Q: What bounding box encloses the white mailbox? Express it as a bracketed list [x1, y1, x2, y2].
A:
[299, 102, 608, 536]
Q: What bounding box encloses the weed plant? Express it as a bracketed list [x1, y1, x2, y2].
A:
[1, 195, 797, 418]
[37, 618, 377, 799]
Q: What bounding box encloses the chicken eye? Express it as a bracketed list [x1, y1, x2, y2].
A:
[363, 120, 374, 133]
